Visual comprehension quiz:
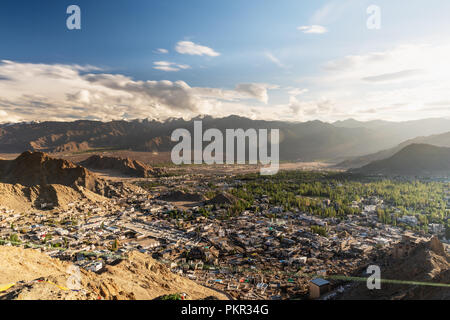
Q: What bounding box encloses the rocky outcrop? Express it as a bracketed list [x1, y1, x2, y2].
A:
[158, 190, 206, 202]
[79, 155, 165, 178]
[339, 236, 450, 300]
[0, 246, 227, 300]
[0, 152, 146, 210]
[207, 192, 238, 205]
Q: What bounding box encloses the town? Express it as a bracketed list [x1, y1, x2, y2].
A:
[1, 168, 448, 300]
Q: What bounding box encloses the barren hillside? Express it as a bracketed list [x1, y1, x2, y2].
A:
[0, 152, 146, 211]
[339, 237, 450, 300]
[0, 246, 227, 300]
[79, 155, 166, 178]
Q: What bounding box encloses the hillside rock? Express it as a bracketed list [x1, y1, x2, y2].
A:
[158, 190, 206, 202]
[0, 152, 145, 210]
[79, 155, 165, 178]
[0, 246, 227, 300]
[339, 237, 450, 300]
[53, 141, 90, 153]
[207, 192, 238, 205]
[0, 151, 98, 188]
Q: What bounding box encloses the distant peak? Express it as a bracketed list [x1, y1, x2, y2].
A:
[17, 151, 49, 161]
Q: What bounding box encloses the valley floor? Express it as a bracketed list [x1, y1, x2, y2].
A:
[0, 156, 448, 300]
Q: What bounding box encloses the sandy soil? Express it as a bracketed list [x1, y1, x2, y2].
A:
[0, 246, 227, 300]
[0, 182, 109, 212]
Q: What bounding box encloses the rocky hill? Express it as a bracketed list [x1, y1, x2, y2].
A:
[79, 155, 165, 178]
[207, 192, 238, 205]
[0, 246, 226, 300]
[339, 237, 450, 300]
[0, 151, 101, 189]
[0, 152, 144, 210]
[158, 190, 207, 202]
[350, 144, 450, 176]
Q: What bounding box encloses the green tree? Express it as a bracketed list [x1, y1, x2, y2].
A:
[9, 233, 20, 243]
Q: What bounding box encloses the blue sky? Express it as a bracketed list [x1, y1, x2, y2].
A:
[0, 0, 450, 122]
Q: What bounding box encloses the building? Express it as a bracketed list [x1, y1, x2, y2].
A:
[309, 278, 330, 299]
[397, 215, 418, 227]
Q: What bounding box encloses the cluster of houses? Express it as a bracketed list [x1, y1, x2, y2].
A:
[0, 176, 448, 300]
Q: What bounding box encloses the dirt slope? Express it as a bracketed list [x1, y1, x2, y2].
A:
[0, 246, 227, 300]
[339, 237, 450, 300]
[207, 192, 238, 205]
[79, 155, 165, 178]
[0, 151, 106, 191]
[0, 183, 107, 212]
[158, 190, 207, 202]
[0, 152, 147, 211]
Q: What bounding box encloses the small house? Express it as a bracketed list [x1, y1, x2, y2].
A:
[309, 278, 330, 299]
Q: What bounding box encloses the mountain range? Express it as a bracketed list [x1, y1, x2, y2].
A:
[350, 144, 450, 176]
[337, 131, 450, 169]
[2, 116, 450, 163]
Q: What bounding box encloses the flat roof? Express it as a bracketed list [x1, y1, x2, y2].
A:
[310, 278, 330, 287]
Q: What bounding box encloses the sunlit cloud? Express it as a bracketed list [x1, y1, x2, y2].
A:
[154, 48, 169, 54]
[297, 25, 328, 34]
[1, 41, 450, 124]
[235, 83, 279, 104]
[0, 60, 282, 123]
[153, 61, 191, 72]
[265, 52, 286, 68]
[301, 43, 450, 121]
[362, 69, 423, 82]
[175, 41, 220, 57]
[287, 88, 309, 97]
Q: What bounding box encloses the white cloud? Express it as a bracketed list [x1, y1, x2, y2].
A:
[287, 95, 335, 118]
[155, 48, 169, 54]
[287, 88, 309, 97]
[2, 42, 449, 124]
[235, 83, 278, 104]
[310, 0, 355, 25]
[297, 25, 328, 34]
[175, 41, 220, 57]
[362, 69, 423, 82]
[191, 83, 277, 104]
[300, 43, 450, 121]
[0, 60, 281, 123]
[265, 52, 286, 68]
[153, 61, 191, 72]
[0, 109, 20, 123]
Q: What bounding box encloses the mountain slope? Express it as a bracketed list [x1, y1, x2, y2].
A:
[0, 246, 227, 300]
[0, 152, 144, 210]
[79, 155, 165, 178]
[333, 118, 393, 129]
[2, 116, 450, 162]
[337, 131, 450, 169]
[333, 118, 450, 135]
[339, 237, 450, 300]
[351, 144, 450, 176]
[0, 151, 100, 189]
